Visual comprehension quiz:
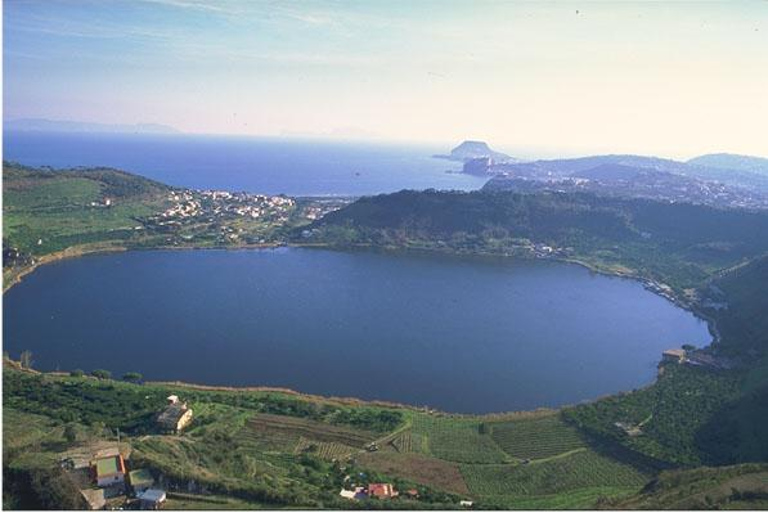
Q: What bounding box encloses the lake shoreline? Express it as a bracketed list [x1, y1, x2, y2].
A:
[3, 239, 720, 346]
[3, 240, 718, 416]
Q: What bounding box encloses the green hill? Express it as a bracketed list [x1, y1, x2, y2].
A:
[309, 189, 768, 289]
[3, 161, 171, 257]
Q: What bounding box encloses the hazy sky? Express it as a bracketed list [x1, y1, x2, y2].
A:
[4, 0, 768, 158]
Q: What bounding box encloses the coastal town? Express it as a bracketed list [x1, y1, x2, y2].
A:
[139, 189, 351, 247]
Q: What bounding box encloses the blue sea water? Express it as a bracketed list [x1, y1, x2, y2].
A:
[3, 131, 486, 196]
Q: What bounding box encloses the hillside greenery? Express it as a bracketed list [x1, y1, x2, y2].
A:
[5, 168, 768, 508]
[308, 189, 768, 289]
[3, 161, 171, 257]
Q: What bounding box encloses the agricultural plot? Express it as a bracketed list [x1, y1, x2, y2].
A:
[293, 437, 356, 460]
[385, 430, 425, 454]
[487, 414, 587, 460]
[461, 449, 650, 498]
[358, 452, 470, 495]
[409, 413, 508, 463]
[244, 413, 377, 448]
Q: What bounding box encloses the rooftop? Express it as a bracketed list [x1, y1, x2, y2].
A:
[94, 455, 125, 477]
[129, 468, 154, 486]
[139, 489, 167, 503]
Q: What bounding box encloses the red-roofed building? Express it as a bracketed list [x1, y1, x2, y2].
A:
[368, 483, 397, 499]
[91, 455, 126, 487]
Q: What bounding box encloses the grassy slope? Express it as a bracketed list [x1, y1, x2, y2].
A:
[3, 162, 171, 256]
[614, 464, 768, 510]
[3, 365, 662, 509]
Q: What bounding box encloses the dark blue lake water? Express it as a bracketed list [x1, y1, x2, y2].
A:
[3, 248, 711, 413]
[3, 132, 485, 196]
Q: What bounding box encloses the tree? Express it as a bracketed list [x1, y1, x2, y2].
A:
[91, 369, 111, 379]
[70, 369, 85, 378]
[19, 350, 33, 369]
[64, 423, 79, 443]
[122, 372, 143, 383]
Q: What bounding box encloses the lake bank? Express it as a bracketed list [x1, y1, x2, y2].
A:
[3, 247, 711, 413]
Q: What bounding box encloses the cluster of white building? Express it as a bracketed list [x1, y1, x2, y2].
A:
[159, 190, 295, 221]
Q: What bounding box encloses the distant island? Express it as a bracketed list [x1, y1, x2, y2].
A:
[3, 118, 181, 135]
[435, 140, 519, 162]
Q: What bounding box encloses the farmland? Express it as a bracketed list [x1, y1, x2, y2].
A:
[356, 452, 469, 495]
[460, 450, 651, 502]
[245, 413, 377, 448]
[408, 413, 509, 463]
[486, 414, 587, 460]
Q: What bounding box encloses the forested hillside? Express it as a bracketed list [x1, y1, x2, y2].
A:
[309, 190, 768, 289]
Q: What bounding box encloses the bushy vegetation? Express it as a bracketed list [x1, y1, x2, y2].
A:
[563, 364, 742, 467]
[3, 370, 168, 433]
[614, 463, 768, 509]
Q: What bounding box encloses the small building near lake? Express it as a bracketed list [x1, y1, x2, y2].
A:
[91, 454, 127, 487]
[662, 348, 686, 364]
[157, 399, 193, 433]
[138, 488, 167, 510]
[368, 483, 397, 499]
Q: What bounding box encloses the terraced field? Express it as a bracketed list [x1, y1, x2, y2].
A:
[409, 414, 509, 464]
[487, 414, 587, 460]
[293, 437, 356, 460]
[357, 452, 470, 495]
[386, 430, 426, 454]
[244, 413, 378, 447]
[461, 450, 650, 498]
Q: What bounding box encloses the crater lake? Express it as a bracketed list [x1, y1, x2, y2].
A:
[3, 248, 712, 413]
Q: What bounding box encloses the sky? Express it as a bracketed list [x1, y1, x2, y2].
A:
[3, 0, 768, 159]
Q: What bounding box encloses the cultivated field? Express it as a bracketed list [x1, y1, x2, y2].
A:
[244, 413, 377, 448]
[293, 437, 356, 460]
[357, 452, 470, 495]
[409, 414, 509, 464]
[487, 414, 587, 460]
[461, 449, 650, 498]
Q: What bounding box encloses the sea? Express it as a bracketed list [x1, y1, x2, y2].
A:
[3, 131, 487, 196]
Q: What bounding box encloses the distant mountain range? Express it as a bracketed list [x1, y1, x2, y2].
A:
[430, 143, 768, 209]
[687, 153, 768, 176]
[4, 118, 181, 134]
